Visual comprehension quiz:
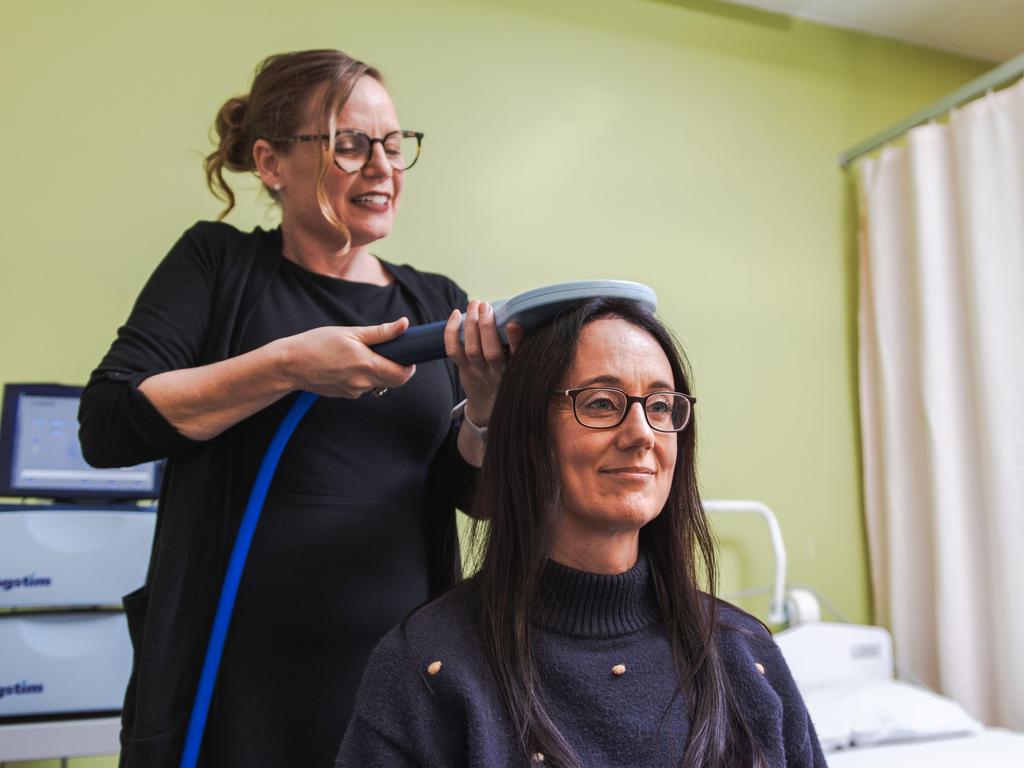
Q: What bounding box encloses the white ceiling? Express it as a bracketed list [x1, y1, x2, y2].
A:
[723, 0, 1024, 62]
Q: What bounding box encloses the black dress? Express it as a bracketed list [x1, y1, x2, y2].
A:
[78, 222, 474, 768]
[216, 260, 458, 765]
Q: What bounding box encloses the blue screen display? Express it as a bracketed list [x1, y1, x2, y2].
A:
[9, 393, 159, 497]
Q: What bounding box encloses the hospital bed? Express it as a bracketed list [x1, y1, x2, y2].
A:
[774, 621, 1024, 765]
[707, 500, 1024, 766]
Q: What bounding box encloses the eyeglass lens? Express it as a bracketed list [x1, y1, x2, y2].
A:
[333, 131, 420, 172]
[573, 388, 690, 432]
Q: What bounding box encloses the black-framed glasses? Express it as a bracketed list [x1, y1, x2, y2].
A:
[553, 387, 696, 433]
[272, 129, 424, 173]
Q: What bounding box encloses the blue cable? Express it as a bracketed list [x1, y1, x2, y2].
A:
[179, 390, 319, 768]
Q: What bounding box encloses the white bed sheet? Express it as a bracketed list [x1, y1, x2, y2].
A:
[825, 729, 1024, 767]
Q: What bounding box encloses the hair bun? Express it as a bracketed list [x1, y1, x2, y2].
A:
[214, 95, 251, 171]
[220, 96, 248, 130]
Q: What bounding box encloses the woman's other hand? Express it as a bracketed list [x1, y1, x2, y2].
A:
[445, 301, 523, 423]
[445, 300, 522, 467]
[281, 318, 417, 398]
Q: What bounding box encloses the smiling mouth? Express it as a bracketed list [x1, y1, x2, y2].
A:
[601, 468, 655, 478]
[350, 193, 389, 206]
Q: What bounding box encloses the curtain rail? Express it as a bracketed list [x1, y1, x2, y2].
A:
[839, 51, 1024, 167]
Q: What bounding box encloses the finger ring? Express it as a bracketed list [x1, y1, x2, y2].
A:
[371, 386, 389, 398]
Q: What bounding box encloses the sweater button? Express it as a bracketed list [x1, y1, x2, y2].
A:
[611, 664, 626, 676]
[427, 660, 443, 676]
[754, 662, 765, 675]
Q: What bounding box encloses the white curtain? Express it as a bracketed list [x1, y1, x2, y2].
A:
[857, 76, 1024, 729]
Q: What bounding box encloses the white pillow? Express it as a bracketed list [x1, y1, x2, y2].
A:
[802, 679, 984, 752]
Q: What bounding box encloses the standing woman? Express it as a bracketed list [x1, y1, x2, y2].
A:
[79, 49, 509, 767]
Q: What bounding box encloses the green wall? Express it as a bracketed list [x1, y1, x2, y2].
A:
[2, 0, 987, 764]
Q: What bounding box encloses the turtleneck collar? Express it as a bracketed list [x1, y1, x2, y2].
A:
[533, 552, 661, 638]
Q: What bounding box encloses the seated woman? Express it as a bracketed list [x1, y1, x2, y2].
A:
[337, 298, 825, 768]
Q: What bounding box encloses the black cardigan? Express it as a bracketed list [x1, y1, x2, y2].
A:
[338, 556, 826, 767]
[79, 222, 475, 767]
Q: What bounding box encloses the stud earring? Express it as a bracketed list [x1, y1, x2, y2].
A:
[272, 183, 282, 191]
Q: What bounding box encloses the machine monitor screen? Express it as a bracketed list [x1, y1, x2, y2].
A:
[0, 383, 163, 501]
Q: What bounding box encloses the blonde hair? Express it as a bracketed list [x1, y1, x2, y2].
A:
[203, 49, 383, 249]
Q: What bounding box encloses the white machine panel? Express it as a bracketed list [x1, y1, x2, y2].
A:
[0, 507, 155, 607]
[775, 622, 894, 689]
[0, 613, 132, 718]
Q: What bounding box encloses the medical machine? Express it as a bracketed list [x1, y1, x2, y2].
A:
[372, 279, 657, 363]
[0, 383, 157, 720]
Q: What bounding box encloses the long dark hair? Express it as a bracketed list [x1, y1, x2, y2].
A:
[467, 298, 767, 767]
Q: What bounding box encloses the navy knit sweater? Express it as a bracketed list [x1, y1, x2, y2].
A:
[337, 556, 825, 767]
